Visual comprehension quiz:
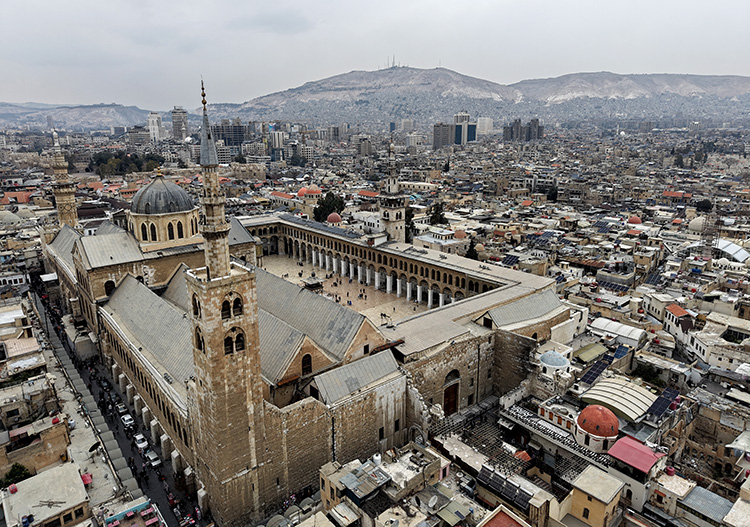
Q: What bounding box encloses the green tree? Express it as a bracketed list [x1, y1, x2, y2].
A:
[429, 202, 446, 225]
[465, 238, 479, 260]
[3, 463, 31, 486]
[313, 192, 345, 223]
[696, 199, 713, 213]
[290, 154, 307, 167]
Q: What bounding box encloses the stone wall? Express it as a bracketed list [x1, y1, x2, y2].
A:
[493, 329, 535, 395]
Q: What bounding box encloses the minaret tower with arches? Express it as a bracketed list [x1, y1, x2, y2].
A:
[185, 83, 265, 526]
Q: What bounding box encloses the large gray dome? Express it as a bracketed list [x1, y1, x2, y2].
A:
[130, 176, 195, 215]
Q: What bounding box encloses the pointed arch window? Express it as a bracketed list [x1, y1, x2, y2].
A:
[234, 332, 245, 352]
[232, 297, 243, 316]
[302, 354, 312, 375]
[195, 328, 204, 352]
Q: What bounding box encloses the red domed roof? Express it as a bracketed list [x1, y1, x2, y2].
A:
[627, 216, 642, 224]
[327, 212, 342, 223]
[577, 405, 619, 436]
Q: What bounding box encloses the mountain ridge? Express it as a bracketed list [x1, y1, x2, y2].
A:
[4, 68, 750, 129]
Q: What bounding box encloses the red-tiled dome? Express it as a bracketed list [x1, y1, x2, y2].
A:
[577, 405, 619, 436]
[327, 212, 342, 223]
[627, 216, 642, 224]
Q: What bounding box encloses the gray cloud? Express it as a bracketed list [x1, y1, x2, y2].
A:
[1, 0, 748, 109]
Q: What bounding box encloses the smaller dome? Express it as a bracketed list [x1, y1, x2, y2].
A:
[577, 405, 619, 436]
[475, 243, 485, 252]
[688, 216, 706, 232]
[297, 187, 308, 198]
[327, 212, 342, 223]
[627, 216, 642, 224]
[454, 230, 467, 239]
[540, 350, 569, 368]
[0, 211, 21, 225]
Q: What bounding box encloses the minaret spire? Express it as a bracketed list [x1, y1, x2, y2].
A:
[51, 130, 78, 229]
[198, 82, 230, 279]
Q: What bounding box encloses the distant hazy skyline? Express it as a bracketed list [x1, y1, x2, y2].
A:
[2, 0, 748, 110]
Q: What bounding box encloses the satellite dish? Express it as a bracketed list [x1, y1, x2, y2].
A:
[428, 496, 439, 509]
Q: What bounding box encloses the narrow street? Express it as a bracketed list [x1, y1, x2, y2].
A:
[31, 288, 205, 527]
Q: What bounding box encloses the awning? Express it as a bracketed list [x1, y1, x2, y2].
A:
[330, 502, 359, 527]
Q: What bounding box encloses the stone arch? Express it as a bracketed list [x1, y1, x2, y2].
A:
[302, 354, 312, 376]
[192, 294, 201, 318]
[232, 297, 243, 316]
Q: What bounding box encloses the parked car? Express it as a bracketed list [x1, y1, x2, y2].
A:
[146, 450, 162, 468]
[134, 434, 148, 451]
[121, 414, 135, 427]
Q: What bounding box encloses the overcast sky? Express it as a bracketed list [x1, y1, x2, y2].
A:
[2, 0, 749, 110]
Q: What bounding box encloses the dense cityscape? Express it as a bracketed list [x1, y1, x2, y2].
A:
[0, 79, 749, 527]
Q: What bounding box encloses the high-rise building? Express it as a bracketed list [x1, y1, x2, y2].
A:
[433, 123, 453, 150]
[503, 118, 544, 141]
[172, 106, 189, 141]
[477, 117, 493, 135]
[147, 112, 164, 142]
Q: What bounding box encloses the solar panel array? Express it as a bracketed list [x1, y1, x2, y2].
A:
[502, 255, 520, 266]
[580, 360, 608, 385]
[477, 465, 534, 512]
[613, 345, 631, 359]
[646, 387, 679, 418]
[598, 281, 630, 292]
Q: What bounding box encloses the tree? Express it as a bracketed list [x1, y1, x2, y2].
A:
[696, 199, 713, 213]
[290, 154, 307, 167]
[465, 238, 479, 260]
[429, 202, 446, 225]
[313, 192, 345, 223]
[3, 463, 31, 486]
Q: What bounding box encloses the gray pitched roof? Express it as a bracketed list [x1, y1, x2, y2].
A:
[255, 268, 367, 361]
[485, 289, 564, 328]
[258, 310, 305, 383]
[95, 220, 125, 236]
[47, 224, 81, 277]
[104, 275, 194, 389]
[161, 264, 190, 312]
[228, 217, 255, 246]
[314, 351, 400, 405]
[78, 231, 143, 269]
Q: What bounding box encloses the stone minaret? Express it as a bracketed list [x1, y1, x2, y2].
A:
[185, 82, 265, 527]
[51, 132, 78, 229]
[379, 142, 408, 243]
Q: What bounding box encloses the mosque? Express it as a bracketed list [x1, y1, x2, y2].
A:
[42, 85, 577, 526]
